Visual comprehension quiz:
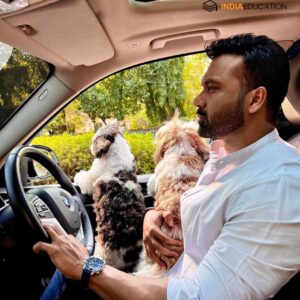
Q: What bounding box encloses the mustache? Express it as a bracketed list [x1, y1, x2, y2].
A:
[196, 107, 207, 118]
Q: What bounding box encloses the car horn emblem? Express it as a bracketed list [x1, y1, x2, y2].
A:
[61, 195, 71, 208]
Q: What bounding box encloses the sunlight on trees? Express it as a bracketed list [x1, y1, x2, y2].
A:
[0, 45, 49, 127]
[183, 53, 211, 119]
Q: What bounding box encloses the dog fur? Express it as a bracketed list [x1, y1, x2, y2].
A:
[134, 115, 209, 277]
[74, 120, 145, 272]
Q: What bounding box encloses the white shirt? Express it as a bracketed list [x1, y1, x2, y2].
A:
[166, 130, 300, 300]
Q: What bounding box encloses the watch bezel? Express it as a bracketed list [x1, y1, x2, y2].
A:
[83, 256, 105, 274]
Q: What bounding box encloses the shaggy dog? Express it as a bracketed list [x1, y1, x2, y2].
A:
[134, 115, 209, 277]
[74, 120, 145, 272]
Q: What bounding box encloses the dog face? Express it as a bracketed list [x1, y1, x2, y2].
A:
[154, 116, 209, 164]
[91, 120, 125, 158]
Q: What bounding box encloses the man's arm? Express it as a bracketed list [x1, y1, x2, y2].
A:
[33, 225, 168, 300]
[90, 265, 168, 300]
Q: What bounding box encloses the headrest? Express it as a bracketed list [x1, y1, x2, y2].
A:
[282, 40, 300, 125]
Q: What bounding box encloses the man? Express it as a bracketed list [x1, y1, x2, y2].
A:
[34, 34, 300, 300]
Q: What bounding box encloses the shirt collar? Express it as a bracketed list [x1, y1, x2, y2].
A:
[209, 129, 280, 170]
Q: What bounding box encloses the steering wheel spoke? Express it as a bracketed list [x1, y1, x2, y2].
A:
[25, 192, 54, 219]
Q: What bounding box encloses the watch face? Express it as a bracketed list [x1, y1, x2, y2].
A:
[85, 256, 105, 272]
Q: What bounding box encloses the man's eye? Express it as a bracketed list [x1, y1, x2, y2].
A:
[207, 86, 217, 93]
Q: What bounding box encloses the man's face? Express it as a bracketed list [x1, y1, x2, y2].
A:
[194, 54, 248, 139]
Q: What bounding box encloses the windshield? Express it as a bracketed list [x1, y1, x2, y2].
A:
[0, 41, 49, 129]
[31, 52, 211, 181]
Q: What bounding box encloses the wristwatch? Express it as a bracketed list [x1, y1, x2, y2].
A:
[81, 256, 105, 288]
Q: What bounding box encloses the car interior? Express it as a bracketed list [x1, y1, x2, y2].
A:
[0, 0, 300, 299]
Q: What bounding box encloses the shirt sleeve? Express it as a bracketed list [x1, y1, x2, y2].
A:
[167, 176, 300, 300]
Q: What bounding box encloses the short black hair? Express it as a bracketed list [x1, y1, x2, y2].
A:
[205, 34, 290, 121]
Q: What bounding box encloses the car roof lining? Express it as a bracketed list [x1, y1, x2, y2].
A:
[0, 0, 300, 92]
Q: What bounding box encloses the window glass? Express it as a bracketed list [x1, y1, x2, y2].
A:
[32, 53, 210, 179]
[0, 41, 49, 129]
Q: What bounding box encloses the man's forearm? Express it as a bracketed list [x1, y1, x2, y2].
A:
[89, 265, 168, 300]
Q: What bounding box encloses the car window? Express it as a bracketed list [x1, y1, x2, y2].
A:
[0, 41, 49, 129]
[31, 53, 210, 181]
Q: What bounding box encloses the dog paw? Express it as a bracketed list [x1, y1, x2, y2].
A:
[74, 171, 93, 195]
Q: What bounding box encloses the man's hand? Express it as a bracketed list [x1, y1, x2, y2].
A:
[33, 221, 88, 280]
[143, 209, 183, 268]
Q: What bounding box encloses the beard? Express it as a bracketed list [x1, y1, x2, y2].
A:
[197, 91, 245, 139]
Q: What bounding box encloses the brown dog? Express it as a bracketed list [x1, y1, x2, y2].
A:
[134, 114, 209, 277]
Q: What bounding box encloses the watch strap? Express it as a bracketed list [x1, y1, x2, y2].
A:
[81, 266, 91, 288]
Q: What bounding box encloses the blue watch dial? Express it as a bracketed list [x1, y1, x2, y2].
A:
[85, 256, 105, 272]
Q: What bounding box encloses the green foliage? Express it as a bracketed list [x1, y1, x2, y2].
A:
[31, 132, 155, 180]
[125, 106, 161, 130]
[183, 53, 211, 118]
[77, 56, 186, 126]
[124, 132, 155, 174]
[78, 71, 143, 126]
[0, 46, 49, 126]
[137, 57, 186, 123]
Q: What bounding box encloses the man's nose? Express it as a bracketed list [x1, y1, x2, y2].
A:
[193, 91, 206, 108]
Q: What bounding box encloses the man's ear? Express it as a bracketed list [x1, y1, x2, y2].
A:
[247, 86, 267, 114]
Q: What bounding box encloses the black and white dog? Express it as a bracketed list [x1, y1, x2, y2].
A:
[74, 120, 145, 272]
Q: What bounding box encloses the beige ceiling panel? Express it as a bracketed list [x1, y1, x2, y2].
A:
[5, 0, 114, 66]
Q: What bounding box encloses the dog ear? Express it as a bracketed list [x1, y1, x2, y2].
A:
[154, 129, 171, 163]
[91, 136, 114, 158]
[154, 132, 179, 164]
[154, 142, 165, 163]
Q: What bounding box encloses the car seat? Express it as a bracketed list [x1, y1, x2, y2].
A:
[273, 40, 300, 299]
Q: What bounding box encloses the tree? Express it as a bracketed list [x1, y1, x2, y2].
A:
[78, 71, 144, 127]
[78, 56, 186, 127]
[137, 57, 186, 123]
[183, 53, 210, 118]
[0, 47, 49, 126]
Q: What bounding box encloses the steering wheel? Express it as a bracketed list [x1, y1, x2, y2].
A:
[4, 145, 94, 255]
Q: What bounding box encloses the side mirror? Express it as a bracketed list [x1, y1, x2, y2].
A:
[25, 145, 60, 185]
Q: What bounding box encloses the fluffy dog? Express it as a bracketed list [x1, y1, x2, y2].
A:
[74, 120, 145, 272]
[134, 115, 209, 277]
